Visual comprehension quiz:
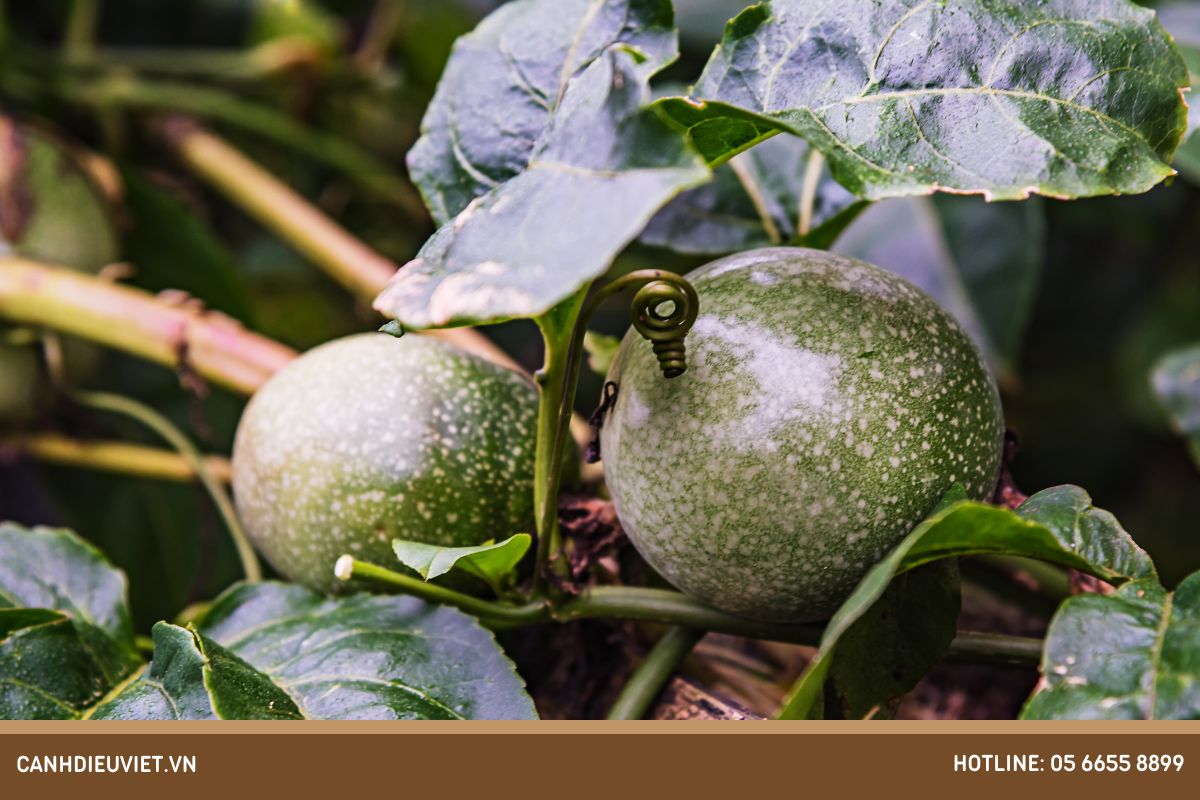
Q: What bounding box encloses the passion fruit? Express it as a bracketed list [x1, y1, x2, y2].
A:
[0, 121, 119, 425]
[600, 247, 1004, 622]
[231, 333, 538, 591]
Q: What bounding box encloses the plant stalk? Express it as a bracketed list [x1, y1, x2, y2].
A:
[346, 561, 1044, 667]
[0, 433, 232, 484]
[0, 258, 295, 394]
[70, 389, 260, 582]
[531, 290, 588, 595]
[336, 558, 547, 622]
[607, 627, 704, 720]
[63, 0, 100, 61]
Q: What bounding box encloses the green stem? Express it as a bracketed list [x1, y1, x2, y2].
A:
[530, 271, 700, 595]
[335, 557, 546, 623]
[941, 631, 1045, 668]
[63, 0, 100, 60]
[346, 561, 1044, 667]
[607, 627, 703, 720]
[69, 389, 261, 583]
[531, 290, 588, 596]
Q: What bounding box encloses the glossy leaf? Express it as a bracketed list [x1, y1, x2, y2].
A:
[408, 0, 678, 224]
[91, 622, 303, 720]
[97, 584, 538, 720]
[657, 0, 1189, 201]
[1022, 570, 1200, 720]
[375, 49, 709, 329]
[778, 485, 1154, 718]
[829, 560, 961, 719]
[0, 525, 141, 719]
[393, 533, 531, 584]
[835, 195, 1045, 379]
[0, 523, 134, 647]
[1152, 343, 1200, 468]
[640, 135, 862, 254]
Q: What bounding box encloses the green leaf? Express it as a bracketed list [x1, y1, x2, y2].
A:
[657, 0, 1189, 201]
[829, 561, 961, 719]
[640, 134, 862, 254]
[393, 533, 532, 584]
[1152, 343, 1200, 468]
[407, 0, 678, 224]
[835, 195, 1045, 380]
[1022, 570, 1200, 720]
[778, 485, 1154, 719]
[374, 48, 710, 329]
[100, 583, 537, 720]
[0, 525, 142, 720]
[91, 622, 303, 720]
[0, 523, 135, 647]
[583, 330, 622, 377]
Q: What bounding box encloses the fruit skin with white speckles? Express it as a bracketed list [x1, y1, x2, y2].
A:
[232, 333, 539, 592]
[600, 247, 1004, 622]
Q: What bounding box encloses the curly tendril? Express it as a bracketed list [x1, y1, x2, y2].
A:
[629, 278, 699, 378]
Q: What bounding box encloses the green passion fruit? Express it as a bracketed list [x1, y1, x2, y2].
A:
[231, 333, 539, 591]
[600, 247, 1004, 622]
[0, 121, 119, 425]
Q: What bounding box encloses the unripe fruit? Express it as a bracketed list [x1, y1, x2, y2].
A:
[0, 121, 119, 425]
[600, 248, 1004, 622]
[231, 333, 538, 591]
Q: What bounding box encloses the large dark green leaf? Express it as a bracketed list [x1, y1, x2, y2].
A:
[374, 48, 709, 329]
[1022, 570, 1200, 720]
[1152, 343, 1200, 468]
[91, 622, 303, 720]
[1159, 3, 1200, 180]
[640, 134, 863, 254]
[0, 525, 141, 719]
[99, 583, 538, 720]
[0, 523, 134, 646]
[835, 195, 1045, 379]
[778, 486, 1154, 718]
[408, 0, 678, 224]
[657, 0, 1189, 201]
[828, 560, 961, 719]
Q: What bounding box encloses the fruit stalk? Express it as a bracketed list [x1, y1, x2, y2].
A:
[0, 433, 232, 483]
[606, 626, 704, 720]
[0, 258, 295, 394]
[530, 271, 699, 594]
[342, 558, 1043, 667]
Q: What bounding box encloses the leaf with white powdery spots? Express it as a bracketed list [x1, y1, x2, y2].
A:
[656, 0, 1189, 201]
[1022, 571, 1200, 720]
[375, 48, 710, 329]
[407, 0, 678, 224]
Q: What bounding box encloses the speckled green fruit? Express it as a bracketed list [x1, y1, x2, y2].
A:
[0, 124, 119, 272]
[600, 248, 1004, 622]
[231, 333, 538, 592]
[0, 122, 118, 424]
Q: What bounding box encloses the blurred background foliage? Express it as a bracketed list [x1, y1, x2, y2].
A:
[0, 0, 1197, 632]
